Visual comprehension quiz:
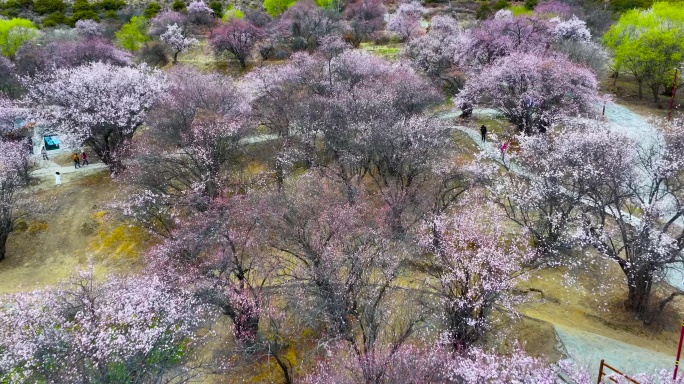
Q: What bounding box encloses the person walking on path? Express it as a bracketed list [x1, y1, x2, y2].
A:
[480, 125, 487, 142]
[55, 172, 61, 185]
[500, 141, 508, 160]
[81, 150, 89, 166]
[41, 146, 48, 160]
[72, 153, 81, 169]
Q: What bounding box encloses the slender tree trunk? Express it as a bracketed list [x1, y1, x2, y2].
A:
[173, 51, 180, 64]
[0, 231, 8, 262]
[637, 79, 644, 100]
[651, 84, 660, 104]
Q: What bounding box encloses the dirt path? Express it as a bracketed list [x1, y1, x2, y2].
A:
[0, 169, 147, 294]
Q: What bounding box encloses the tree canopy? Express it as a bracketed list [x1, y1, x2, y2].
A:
[604, 2, 684, 103]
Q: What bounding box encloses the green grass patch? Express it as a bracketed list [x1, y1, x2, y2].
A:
[359, 42, 402, 59]
[510, 5, 533, 16]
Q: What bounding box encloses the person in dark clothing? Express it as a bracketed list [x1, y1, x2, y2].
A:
[480, 125, 487, 142]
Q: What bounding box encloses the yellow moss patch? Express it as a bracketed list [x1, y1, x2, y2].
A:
[89, 224, 148, 261]
[244, 161, 269, 176]
[26, 220, 49, 234]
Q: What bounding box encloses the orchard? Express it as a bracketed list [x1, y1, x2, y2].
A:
[0, 0, 684, 382]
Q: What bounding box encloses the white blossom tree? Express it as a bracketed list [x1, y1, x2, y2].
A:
[26, 62, 167, 174]
[160, 23, 197, 64]
[386, 2, 424, 41]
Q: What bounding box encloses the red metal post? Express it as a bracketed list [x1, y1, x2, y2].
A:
[668, 69, 678, 121]
[674, 320, 684, 380]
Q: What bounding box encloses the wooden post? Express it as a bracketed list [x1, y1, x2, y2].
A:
[668, 69, 678, 121]
[598, 359, 605, 384]
[674, 320, 684, 380]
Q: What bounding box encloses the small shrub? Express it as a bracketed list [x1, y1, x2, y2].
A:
[144, 2, 161, 18]
[208, 0, 222, 16]
[172, 0, 186, 11]
[475, 3, 491, 19]
[69, 10, 100, 25]
[33, 0, 65, 15]
[492, 0, 509, 11]
[105, 9, 116, 18]
[524, 0, 537, 10]
[42, 10, 66, 26]
[609, 0, 652, 11]
[96, 0, 125, 11]
[138, 41, 168, 67]
[72, 0, 93, 12]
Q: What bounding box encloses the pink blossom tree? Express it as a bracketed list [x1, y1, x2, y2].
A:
[574, 119, 684, 317]
[304, 343, 557, 383]
[247, 50, 461, 228]
[419, 198, 537, 350]
[454, 15, 552, 72]
[534, 1, 574, 18]
[0, 270, 211, 382]
[265, 173, 420, 352]
[210, 19, 265, 68]
[0, 139, 30, 262]
[25, 62, 166, 174]
[122, 66, 250, 235]
[14, 38, 132, 77]
[456, 52, 599, 134]
[343, 0, 385, 47]
[75, 19, 104, 38]
[147, 195, 267, 343]
[485, 126, 631, 261]
[0, 97, 25, 137]
[278, 0, 340, 51]
[160, 23, 197, 64]
[149, 10, 188, 37]
[0, 57, 20, 98]
[406, 15, 462, 91]
[386, 2, 424, 41]
[187, 0, 215, 26]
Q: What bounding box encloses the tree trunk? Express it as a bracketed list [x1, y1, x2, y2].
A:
[0, 231, 7, 262]
[173, 51, 179, 64]
[624, 269, 653, 315]
[651, 84, 660, 104]
[388, 206, 405, 239]
[637, 79, 644, 100]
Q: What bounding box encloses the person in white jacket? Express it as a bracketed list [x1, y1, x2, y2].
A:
[55, 171, 62, 185]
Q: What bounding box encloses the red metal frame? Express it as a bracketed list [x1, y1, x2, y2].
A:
[597, 359, 639, 384]
[675, 320, 684, 380]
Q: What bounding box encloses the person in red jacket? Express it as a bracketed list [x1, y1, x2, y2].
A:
[81, 150, 89, 166]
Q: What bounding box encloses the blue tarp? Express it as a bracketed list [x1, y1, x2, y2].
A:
[43, 136, 60, 148]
